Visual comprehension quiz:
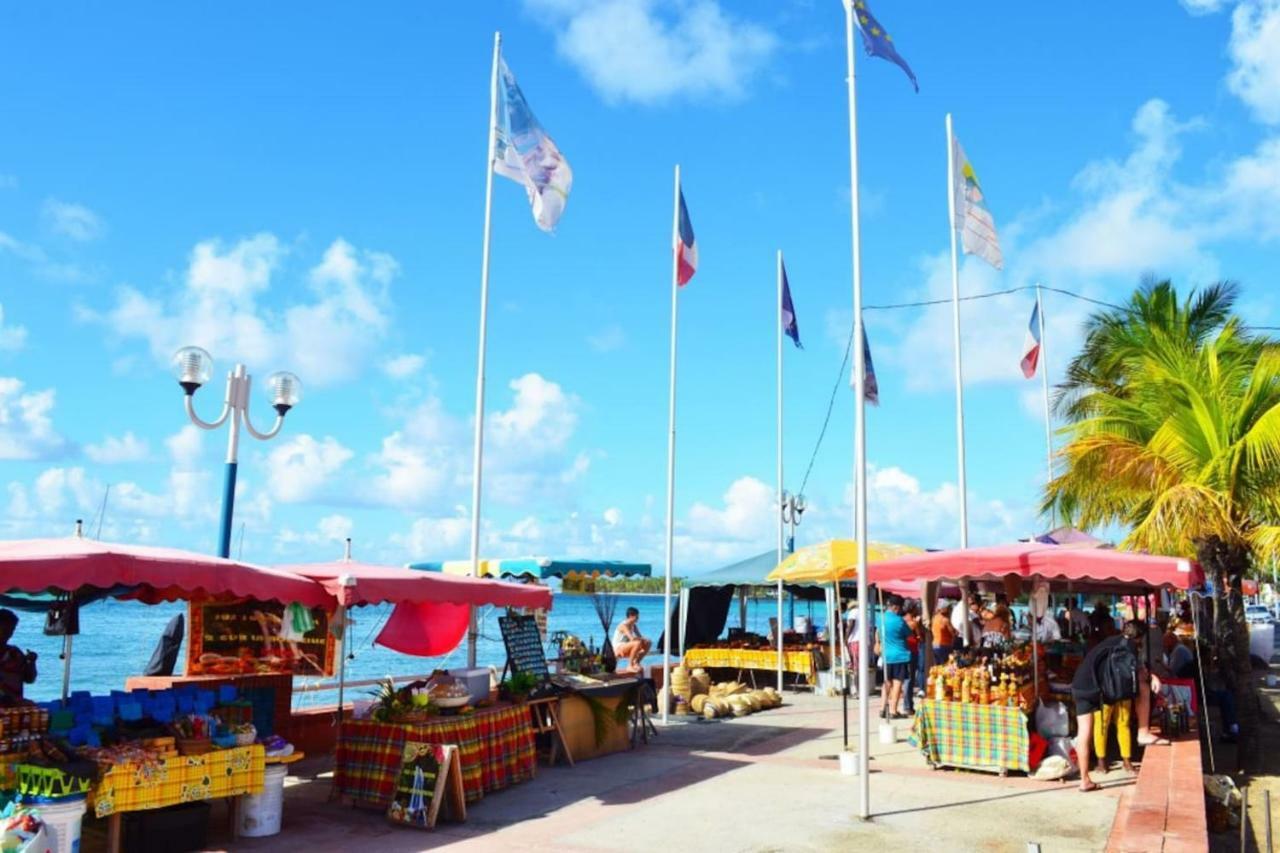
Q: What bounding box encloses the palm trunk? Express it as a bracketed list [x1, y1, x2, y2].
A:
[1197, 536, 1256, 773]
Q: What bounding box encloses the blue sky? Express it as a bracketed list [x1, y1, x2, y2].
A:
[1, 0, 1278, 572]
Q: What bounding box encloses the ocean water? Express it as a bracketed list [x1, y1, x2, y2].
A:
[9, 593, 833, 705]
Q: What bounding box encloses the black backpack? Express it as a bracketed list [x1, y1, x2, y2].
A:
[1100, 640, 1139, 702]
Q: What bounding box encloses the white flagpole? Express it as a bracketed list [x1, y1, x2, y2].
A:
[842, 0, 871, 818]
[776, 249, 785, 693]
[661, 164, 681, 726]
[1037, 284, 1053, 487]
[945, 113, 970, 553]
[465, 31, 502, 668]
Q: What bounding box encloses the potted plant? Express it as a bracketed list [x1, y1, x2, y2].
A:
[499, 671, 538, 704]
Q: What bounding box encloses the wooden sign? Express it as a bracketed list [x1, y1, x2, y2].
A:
[187, 600, 336, 677]
[498, 614, 549, 679]
[386, 742, 465, 829]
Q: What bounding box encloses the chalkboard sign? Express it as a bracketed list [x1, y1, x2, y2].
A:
[499, 614, 549, 679]
[385, 742, 465, 829]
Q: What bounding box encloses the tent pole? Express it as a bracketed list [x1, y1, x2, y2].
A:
[835, 581, 848, 749]
[335, 606, 348, 729]
[60, 635, 72, 705]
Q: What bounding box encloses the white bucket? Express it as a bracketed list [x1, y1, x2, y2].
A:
[878, 722, 897, 744]
[36, 796, 86, 853]
[1249, 623, 1274, 663]
[239, 765, 287, 838]
[838, 751, 859, 775]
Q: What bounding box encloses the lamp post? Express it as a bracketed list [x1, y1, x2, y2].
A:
[172, 346, 301, 558]
[780, 491, 806, 632]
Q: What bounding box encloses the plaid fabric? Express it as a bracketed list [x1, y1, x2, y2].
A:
[682, 649, 818, 684]
[910, 699, 1030, 773]
[89, 745, 265, 818]
[334, 703, 536, 807]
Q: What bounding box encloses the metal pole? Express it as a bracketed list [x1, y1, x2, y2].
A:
[842, 0, 871, 818]
[777, 249, 785, 693]
[945, 113, 970, 551]
[60, 635, 72, 705]
[1191, 592, 1215, 773]
[217, 366, 244, 559]
[661, 164, 681, 726]
[1037, 285, 1052, 488]
[466, 31, 502, 669]
[1264, 788, 1272, 853]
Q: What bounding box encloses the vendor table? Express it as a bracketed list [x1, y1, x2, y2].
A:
[682, 648, 819, 685]
[334, 703, 536, 808]
[910, 699, 1030, 775]
[89, 744, 266, 853]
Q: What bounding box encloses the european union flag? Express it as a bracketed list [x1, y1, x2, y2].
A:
[852, 0, 918, 92]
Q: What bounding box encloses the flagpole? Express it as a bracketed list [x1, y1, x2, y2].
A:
[661, 164, 681, 726]
[842, 0, 871, 819]
[945, 113, 970, 552]
[776, 250, 785, 693]
[1037, 284, 1053, 487]
[465, 31, 501, 668]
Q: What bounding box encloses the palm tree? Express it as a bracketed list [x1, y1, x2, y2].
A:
[1045, 282, 1280, 771]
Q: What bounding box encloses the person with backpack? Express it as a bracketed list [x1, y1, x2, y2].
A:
[1072, 621, 1167, 791]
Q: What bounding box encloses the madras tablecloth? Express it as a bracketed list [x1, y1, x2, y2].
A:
[682, 648, 819, 684]
[334, 704, 536, 807]
[910, 699, 1030, 773]
[88, 745, 265, 818]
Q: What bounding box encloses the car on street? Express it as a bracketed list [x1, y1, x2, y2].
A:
[1246, 604, 1274, 625]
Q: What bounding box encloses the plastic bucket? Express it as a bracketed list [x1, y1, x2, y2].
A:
[36, 796, 86, 853]
[838, 751, 859, 775]
[878, 721, 897, 744]
[239, 765, 287, 838]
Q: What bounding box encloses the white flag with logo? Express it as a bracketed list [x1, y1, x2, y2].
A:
[951, 137, 1003, 270]
[493, 56, 572, 232]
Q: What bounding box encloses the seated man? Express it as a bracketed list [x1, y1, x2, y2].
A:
[613, 607, 651, 673]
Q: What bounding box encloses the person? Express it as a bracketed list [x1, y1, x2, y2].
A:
[902, 602, 923, 713]
[613, 607, 651, 673]
[845, 601, 876, 697]
[1032, 608, 1062, 643]
[1072, 621, 1166, 792]
[0, 610, 37, 706]
[879, 595, 912, 719]
[931, 602, 956, 668]
[1089, 601, 1117, 643]
[951, 592, 982, 649]
[981, 599, 1013, 645]
[1162, 632, 1194, 679]
[1066, 600, 1091, 640]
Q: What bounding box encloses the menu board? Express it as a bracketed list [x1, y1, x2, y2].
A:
[386, 742, 464, 829]
[499, 614, 549, 679]
[187, 600, 336, 677]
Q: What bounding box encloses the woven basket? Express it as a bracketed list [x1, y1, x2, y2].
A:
[176, 737, 212, 756]
[690, 670, 710, 696]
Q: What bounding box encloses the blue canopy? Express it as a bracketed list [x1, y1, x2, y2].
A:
[409, 557, 651, 580]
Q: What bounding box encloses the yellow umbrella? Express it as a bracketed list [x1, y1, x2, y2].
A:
[766, 539, 923, 584]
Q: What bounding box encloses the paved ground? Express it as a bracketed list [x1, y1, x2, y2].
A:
[182, 693, 1128, 853]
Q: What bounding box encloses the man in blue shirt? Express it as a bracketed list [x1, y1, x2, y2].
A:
[879, 594, 912, 719]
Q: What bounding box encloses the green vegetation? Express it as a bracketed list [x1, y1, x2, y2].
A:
[561, 574, 682, 594]
[1044, 280, 1280, 770]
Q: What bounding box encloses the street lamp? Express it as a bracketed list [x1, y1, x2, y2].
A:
[172, 346, 301, 558]
[780, 490, 806, 554]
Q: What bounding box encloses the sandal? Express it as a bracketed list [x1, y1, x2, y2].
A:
[1079, 781, 1101, 793]
[1137, 735, 1171, 746]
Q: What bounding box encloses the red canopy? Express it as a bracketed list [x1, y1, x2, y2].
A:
[0, 538, 331, 607]
[280, 561, 553, 610]
[868, 542, 1204, 591]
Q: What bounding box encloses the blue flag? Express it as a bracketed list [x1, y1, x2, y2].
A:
[851, 325, 880, 405]
[781, 262, 801, 348]
[852, 1, 918, 92]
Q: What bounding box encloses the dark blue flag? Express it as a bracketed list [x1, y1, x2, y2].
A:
[781, 262, 801, 348]
[852, 0, 918, 93]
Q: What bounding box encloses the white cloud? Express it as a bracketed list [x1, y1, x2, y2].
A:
[587, 324, 626, 352]
[90, 234, 395, 386]
[1182, 0, 1230, 12]
[0, 232, 90, 283]
[1228, 0, 1280, 124]
[0, 378, 67, 460]
[276, 514, 353, 551]
[525, 0, 777, 105]
[382, 354, 426, 379]
[396, 510, 471, 557]
[0, 304, 26, 352]
[42, 199, 104, 242]
[603, 507, 621, 526]
[85, 431, 150, 464]
[265, 434, 354, 503]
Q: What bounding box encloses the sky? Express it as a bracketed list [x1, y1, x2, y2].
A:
[1, 0, 1279, 574]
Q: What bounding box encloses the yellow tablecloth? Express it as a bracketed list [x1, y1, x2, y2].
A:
[683, 648, 819, 684]
[89, 744, 265, 818]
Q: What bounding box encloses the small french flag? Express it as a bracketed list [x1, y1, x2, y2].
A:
[676, 189, 698, 286]
[1020, 301, 1041, 379]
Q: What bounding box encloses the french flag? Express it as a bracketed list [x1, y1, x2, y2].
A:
[676, 189, 698, 286]
[1020, 301, 1041, 379]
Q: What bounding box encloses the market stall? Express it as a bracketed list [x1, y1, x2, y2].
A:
[868, 542, 1205, 777]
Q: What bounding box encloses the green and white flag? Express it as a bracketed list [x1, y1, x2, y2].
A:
[951, 137, 1003, 270]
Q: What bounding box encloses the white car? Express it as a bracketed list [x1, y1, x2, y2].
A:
[1245, 604, 1274, 625]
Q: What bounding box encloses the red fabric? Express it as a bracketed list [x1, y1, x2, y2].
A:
[1028, 732, 1048, 771]
[375, 600, 470, 657]
[0, 538, 329, 606]
[281, 561, 552, 610]
[868, 543, 1203, 592]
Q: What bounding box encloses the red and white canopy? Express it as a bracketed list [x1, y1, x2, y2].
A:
[280, 560, 553, 610]
[0, 538, 330, 607]
[868, 542, 1203, 592]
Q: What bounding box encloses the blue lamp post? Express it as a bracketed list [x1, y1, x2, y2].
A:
[172, 346, 302, 558]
